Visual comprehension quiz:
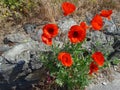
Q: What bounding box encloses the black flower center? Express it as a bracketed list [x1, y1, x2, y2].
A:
[48, 28, 54, 34]
[73, 31, 79, 37]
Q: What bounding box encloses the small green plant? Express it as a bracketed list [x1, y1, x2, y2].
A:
[1, 0, 23, 10]
[1, 0, 34, 11]
[41, 42, 93, 90]
[0, 0, 36, 19]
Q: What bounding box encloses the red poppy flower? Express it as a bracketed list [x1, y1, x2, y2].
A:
[100, 10, 112, 20]
[89, 62, 99, 75]
[58, 52, 73, 67]
[68, 25, 86, 44]
[41, 34, 52, 46]
[62, 2, 76, 16]
[43, 24, 59, 38]
[92, 52, 105, 66]
[80, 22, 88, 30]
[91, 14, 103, 30]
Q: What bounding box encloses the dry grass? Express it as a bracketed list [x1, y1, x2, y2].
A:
[34, 0, 120, 23]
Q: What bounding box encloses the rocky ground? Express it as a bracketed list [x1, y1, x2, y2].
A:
[0, 1, 120, 89]
[86, 65, 120, 90]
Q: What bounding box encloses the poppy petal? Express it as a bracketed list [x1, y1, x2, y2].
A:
[41, 34, 52, 46]
[92, 52, 105, 66]
[100, 10, 112, 20]
[68, 25, 86, 44]
[43, 24, 59, 38]
[91, 14, 103, 30]
[58, 52, 73, 67]
[80, 22, 88, 30]
[62, 2, 76, 16]
[89, 62, 99, 75]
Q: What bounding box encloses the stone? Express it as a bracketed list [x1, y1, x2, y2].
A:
[82, 31, 114, 54]
[16, 51, 31, 63]
[102, 82, 107, 85]
[0, 64, 16, 82]
[0, 45, 11, 52]
[85, 13, 93, 25]
[31, 29, 43, 41]
[4, 33, 31, 44]
[104, 18, 117, 33]
[2, 40, 50, 63]
[58, 17, 77, 33]
[0, 56, 43, 87]
[0, 56, 3, 62]
[0, 56, 3, 65]
[108, 35, 120, 60]
[108, 51, 120, 60]
[29, 52, 43, 70]
[23, 23, 37, 34]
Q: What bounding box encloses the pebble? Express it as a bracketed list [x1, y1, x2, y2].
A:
[102, 82, 107, 85]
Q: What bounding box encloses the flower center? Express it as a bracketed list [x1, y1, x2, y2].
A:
[48, 28, 54, 34]
[73, 31, 79, 37]
[65, 57, 69, 62]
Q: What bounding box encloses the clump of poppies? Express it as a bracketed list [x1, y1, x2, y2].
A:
[40, 1, 112, 90]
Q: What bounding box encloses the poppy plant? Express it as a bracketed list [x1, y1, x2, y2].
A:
[80, 22, 88, 30]
[91, 14, 103, 30]
[92, 52, 105, 67]
[68, 25, 86, 44]
[89, 62, 99, 75]
[43, 24, 59, 38]
[41, 34, 52, 46]
[58, 52, 73, 67]
[100, 10, 112, 20]
[62, 2, 76, 16]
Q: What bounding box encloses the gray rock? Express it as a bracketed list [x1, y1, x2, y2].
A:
[0, 64, 16, 82]
[0, 57, 43, 85]
[16, 51, 31, 63]
[0, 45, 11, 52]
[2, 43, 30, 63]
[29, 51, 43, 70]
[0, 56, 3, 62]
[85, 13, 93, 25]
[23, 23, 37, 34]
[58, 17, 77, 33]
[0, 60, 31, 83]
[29, 59, 43, 70]
[112, 12, 120, 33]
[102, 82, 107, 85]
[0, 56, 3, 65]
[25, 68, 45, 81]
[104, 18, 117, 33]
[4, 33, 31, 44]
[2, 40, 50, 63]
[31, 29, 43, 41]
[108, 35, 120, 60]
[82, 31, 114, 54]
